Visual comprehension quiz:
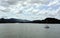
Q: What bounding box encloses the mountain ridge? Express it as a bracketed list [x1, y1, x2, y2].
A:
[0, 18, 60, 23]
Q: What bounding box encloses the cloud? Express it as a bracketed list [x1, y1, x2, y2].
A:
[48, 0, 58, 6]
[0, 0, 60, 20]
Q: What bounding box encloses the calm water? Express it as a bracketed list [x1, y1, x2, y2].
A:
[0, 23, 60, 38]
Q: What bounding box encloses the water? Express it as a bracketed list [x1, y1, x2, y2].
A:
[0, 23, 60, 38]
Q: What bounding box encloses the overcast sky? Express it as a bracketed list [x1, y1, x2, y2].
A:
[0, 0, 60, 20]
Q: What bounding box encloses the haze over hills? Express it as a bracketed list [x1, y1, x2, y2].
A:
[0, 18, 30, 23]
[0, 18, 60, 23]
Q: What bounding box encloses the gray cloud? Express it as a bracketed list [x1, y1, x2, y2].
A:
[6, 0, 19, 5]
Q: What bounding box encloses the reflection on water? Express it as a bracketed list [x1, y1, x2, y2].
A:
[0, 23, 60, 38]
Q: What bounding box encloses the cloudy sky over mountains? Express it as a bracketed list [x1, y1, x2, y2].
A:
[0, 0, 60, 20]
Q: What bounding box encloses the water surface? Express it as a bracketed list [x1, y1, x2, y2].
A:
[0, 23, 60, 38]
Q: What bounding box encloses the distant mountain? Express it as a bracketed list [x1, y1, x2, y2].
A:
[31, 18, 60, 23]
[0, 18, 30, 23]
[0, 18, 60, 23]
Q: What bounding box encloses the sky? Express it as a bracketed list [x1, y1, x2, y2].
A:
[0, 0, 60, 20]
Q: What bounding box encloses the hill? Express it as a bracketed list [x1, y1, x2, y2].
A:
[0, 18, 30, 23]
[31, 18, 60, 23]
[0, 18, 60, 23]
